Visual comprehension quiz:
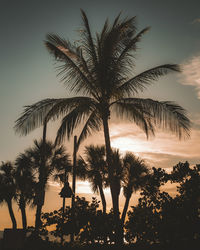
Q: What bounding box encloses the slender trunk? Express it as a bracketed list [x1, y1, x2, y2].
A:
[102, 114, 123, 245]
[19, 195, 27, 230]
[60, 168, 67, 245]
[98, 184, 106, 214]
[70, 135, 77, 243]
[35, 204, 43, 230]
[20, 206, 27, 230]
[121, 193, 132, 225]
[7, 199, 17, 229]
[34, 122, 47, 234]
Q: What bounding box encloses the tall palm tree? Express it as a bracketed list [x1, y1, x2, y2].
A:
[0, 162, 17, 229]
[121, 153, 149, 225]
[24, 140, 70, 232]
[77, 145, 108, 214]
[14, 153, 36, 230]
[14, 10, 190, 243]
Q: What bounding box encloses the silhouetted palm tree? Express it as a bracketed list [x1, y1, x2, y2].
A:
[77, 145, 108, 214]
[14, 10, 190, 243]
[0, 162, 17, 229]
[121, 153, 149, 225]
[24, 140, 70, 231]
[14, 153, 36, 230]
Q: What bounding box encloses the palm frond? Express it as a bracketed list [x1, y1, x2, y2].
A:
[113, 99, 155, 138]
[14, 99, 62, 136]
[117, 64, 180, 97]
[45, 36, 96, 96]
[77, 110, 102, 147]
[55, 100, 96, 145]
[118, 98, 191, 139]
[45, 96, 96, 122]
[80, 9, 98, 66]
[117, 27, 150, 65]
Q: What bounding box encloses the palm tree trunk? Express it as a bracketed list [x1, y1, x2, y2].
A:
[102, 114, 123, 245]
[121, 193, 132, 225]
[7, 199, 17, 229]
[20, 206, 27, 230]
[35, 190, 45, 231]
[34, 122, 47, 234]
[70, 135, 77, 243]
[98, 184, 106, 214]
[35, 204, 43, 230]
[19, 195, 27, 230]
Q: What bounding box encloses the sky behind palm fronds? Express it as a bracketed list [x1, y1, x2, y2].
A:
[0, 0, 200, 229]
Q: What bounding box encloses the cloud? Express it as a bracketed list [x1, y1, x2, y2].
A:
[179, 55, 200, 98]
[109, 123, 200, 169]
[192, 18, 200, 24]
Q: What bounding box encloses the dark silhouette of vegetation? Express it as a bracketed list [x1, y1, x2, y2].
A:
[14, 10, 191, 244]
[36, 161, 199, 248]
[0, 162, 17, 229]
[15, 153, 36, 230]
[125, 162, 200, 246]
[121, 153, 149, 225]
[24, 140, 70, 232]
[77, 145, 108, 214]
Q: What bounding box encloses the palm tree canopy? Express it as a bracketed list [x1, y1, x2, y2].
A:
[14, 152, 37, 206]
[20, 140, 71, 191]
[0, 162, 16, 203]
[122, 152, 149, 197]
[76, 145, 107, 194]
[14, 10, 190, 144]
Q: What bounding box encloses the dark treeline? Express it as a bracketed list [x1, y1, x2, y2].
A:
[1, 144, 200, 248]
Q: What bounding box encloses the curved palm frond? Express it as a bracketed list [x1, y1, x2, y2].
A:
[77, 110, 102, 147]
[118, 98, 190, 139]
[117, 27, 150, 66]
[55, 99, 97, 145]
[45, 96, 97, 122]
[45, 34, 96, 97]
[116, 64, 180, 97]
[80, 9, 98, 67]
[14, 99, 61, 136]
[113, 99, 155, 138]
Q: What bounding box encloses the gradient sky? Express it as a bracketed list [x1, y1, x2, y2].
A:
[1, 0, 200, 229]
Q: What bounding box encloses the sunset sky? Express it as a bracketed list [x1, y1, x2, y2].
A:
[0, 0, 200, 229]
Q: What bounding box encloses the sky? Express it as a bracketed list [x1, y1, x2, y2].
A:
[0, 0, 200, 229]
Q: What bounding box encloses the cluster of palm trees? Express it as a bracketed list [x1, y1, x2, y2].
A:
[0, 140, 70, 231]
[5, 10, 190, 244]
[0, 142, 148, 234]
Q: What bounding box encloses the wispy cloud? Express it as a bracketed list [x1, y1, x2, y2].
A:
[179, 55, 200, 98]
[110, 123, 200, 169]
[192, 18, 200, 24]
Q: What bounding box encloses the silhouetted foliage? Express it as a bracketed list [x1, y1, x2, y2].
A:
[0, 162, 17, 229]
[40, 196, 116, 245]
[125, 162, 200, 246]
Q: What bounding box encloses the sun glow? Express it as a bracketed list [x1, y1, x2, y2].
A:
[111, 137, 147, 155]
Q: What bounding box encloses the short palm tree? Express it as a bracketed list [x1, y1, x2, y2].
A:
[14, 152, 36, 230]
[121, 153, 149, 225]
[14, 10, 190, 243]
[77, 145, 108, 214]
[0, 162, 17, 229]
[24, 140, 70, 231]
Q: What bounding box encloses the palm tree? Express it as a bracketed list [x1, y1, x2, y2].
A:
[24, 140, 70, 232]
[121, 153, 149, 225]
[77, 145, 108, 214]
[14, 10, 190, 243]
[0, 162, 17, 229]
[14, 153, 36, 230]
